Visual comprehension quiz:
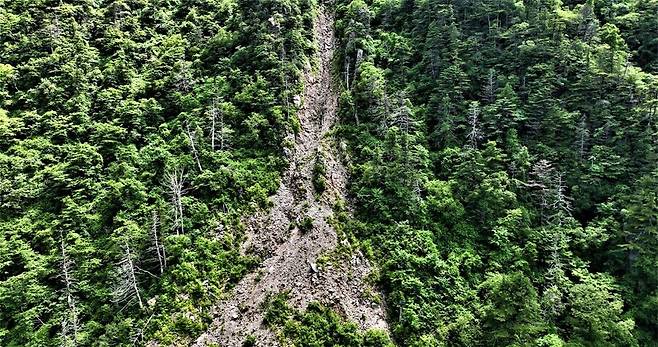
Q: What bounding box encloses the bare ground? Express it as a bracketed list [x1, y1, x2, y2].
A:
[193, 6, 389, 347]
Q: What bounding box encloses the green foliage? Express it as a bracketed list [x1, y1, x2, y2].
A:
[0, 0, 317, 344]
[298, 216, 315, 234]
[264, 292, 295, 327]
[566, 272, 636, 346]
[333, 0, 658, 345]
[265, 295, 394, 346]
[479, 272, 545, 345]
[242, 334, 257, 347]
[2, 0, 657, 345]
[312, 151, 327, 194]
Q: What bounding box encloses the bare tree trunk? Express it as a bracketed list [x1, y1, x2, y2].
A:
[210, 100, 217, 151]
[529, 160, 573, 226]
[209, 99, 232, 151]
[551, 174, 572, 226]
[219, 110, 226, 150]
[151, 210, 165, 274]
[48, 16, 62, 54]
[165, 169, 185, 235]
[576, 115, 589, 159]
[121, 240, 144, 310]
[353, 49, 363, 88]
[466, 101, 482, 149]
[483, 69, 496, 103]
[186, 123, 203, 172]
[60, 234, 79, 346]
[345, 58, 350, 89]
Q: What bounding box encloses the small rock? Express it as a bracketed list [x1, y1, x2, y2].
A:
[308, 259, 318, 273]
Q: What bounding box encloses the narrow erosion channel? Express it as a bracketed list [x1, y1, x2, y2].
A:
[194, 5, 389, 347]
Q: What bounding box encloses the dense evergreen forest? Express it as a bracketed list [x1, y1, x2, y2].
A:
[1, 0, 657, 346]
[0, 0, 316, 344]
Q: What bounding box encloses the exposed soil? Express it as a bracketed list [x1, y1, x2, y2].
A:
[193, 6, 389, 347]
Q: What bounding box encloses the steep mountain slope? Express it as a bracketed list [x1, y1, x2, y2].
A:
[3, 0, 657, 345]
[330, 0, 658, 345]
[194, 6, 388, 346]
[0, 0, 319, 344]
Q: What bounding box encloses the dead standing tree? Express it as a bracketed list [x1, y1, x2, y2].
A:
[390, 93, 418, 169]
[185, 123, 203, 172]
[59, 234, 79, 346]
[150, 210, 166, 275]
[576, 114, 590, 160]
[209, 99, 219, 151]
[208, 99, 234, 151]
[529, 160, 573, 226]
[46, 15, 62, 54]
[164, 169, 186, 235]
[483, 69, 497, 104]
[527, 160, 574, 321]
[113, 240, 144, 311]
[466, 101, 483, 149]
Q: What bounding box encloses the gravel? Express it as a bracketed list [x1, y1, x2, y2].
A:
[193, 7, 389, 347]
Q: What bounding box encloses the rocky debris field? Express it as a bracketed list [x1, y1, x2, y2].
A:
[194, 6, 389, 347]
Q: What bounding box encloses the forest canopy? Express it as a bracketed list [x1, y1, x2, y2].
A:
[334, 0, 658, 345]
[0, 0, 315, 344]
[1, 0, 657, 346]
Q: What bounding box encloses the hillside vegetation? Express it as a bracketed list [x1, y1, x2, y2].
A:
[334, 0, 657, 345]
[0, 0, 315, 344]
[1, 0, 657, 346]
